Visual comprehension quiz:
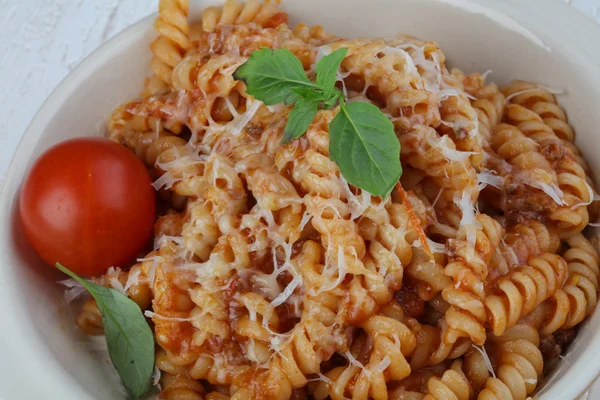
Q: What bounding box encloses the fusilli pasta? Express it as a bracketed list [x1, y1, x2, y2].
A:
[70, 1, 600, 399]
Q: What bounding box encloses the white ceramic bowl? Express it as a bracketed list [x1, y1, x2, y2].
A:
[2, 0, 600, 398]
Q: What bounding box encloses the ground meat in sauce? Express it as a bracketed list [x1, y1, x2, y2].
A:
[540, 328, 577, 371]
[395, 286, 425, 318]
[540, 141, 567, 162]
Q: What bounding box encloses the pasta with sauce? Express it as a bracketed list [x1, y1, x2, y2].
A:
[70, 0, 600, 398]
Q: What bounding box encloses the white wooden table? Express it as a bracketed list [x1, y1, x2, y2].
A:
[1, 0, 600, 398]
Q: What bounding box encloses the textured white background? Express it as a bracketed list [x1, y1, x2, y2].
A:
[1, 0, 600, 398]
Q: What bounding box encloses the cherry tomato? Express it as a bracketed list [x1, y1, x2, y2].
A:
[19, 137, 156, 277]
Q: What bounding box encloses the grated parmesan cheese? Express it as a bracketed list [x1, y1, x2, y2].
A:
[537, 84, 565, 94]
[106, 267, 126, 294]
[380, 46, 420, 78]
[246, 339, 262, 363]
[368, 356, 391, 374]
[137, 255, 164, 284]
[339, 174, 371, 220]
[152, 171, 177, 190]
[124, 268, 142, 292]
[456, 191, 481, 230]
[309, 245, 348, 295]
[396, 43, 443, 94]
[306, 372, 333, 384]
[154, 235, 184, 249]
[473, 345, 496, 378]
[230, 98, 262, 136]
[412, 238, 446, 254]
[58, 279, 87, 303]
[571, 180, 597, 210]
[271, 274, 302, 307]
[429, 135, 477, 162]
[344, 351, 368, 374]
[298, 208, 312, 232]
[314, 44, 332, 63]
[477, 171, 505, 191]
[456, 191, 482, 257]
[500, 237, 519, 267]
[432, 187, 444, 208]
[144, 310, 192, 322]
[506, 85, 565, 103]
[438, 88, 463, 102]
[152, 366, 161, 386]
[528, 181, 567, 206]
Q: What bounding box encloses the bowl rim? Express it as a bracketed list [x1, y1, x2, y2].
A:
[0, 13, 157, 400]
[3, 0, 600, 398]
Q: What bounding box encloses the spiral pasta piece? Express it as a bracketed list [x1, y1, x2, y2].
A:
[149, 0, 190, 90]
[533, 234, 600, 336]
[232, 316, 339, 399]
[442, 214, 503, 346]
[206, 393, 231, 400]
[292, 23, 337, 46]
[405, 247, 451, 301]
[75, 255, 157, 334]
[159, 370, 206, 400]
[562, 234, 600, 323]
[549, 158, 591, 238]
[453, 70, 505, 143]
[488, 218, 561, 281]
[501, 83, 591, 238]
[201, 0, 288, 32]
[423, 359, 471, 400]
[314, 314, 416, 400]
[387, 345, 489, 399]
[485, 253, 567, 336]
[108, 90, 190, 137]
[76, 298, 104, 336]
[501, 219, 560, 267]
[478, 324, 543, 400]
[489, 123, 561, 213]
[378, 300, 471, 371]
[437, 74, 483, 166]
[400, 125, 477, 229]
[502, 81, 587, 170]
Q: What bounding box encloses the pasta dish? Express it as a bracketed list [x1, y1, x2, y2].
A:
[69, 0, 600, 399]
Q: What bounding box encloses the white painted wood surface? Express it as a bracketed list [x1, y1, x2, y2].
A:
[0, 0, 157, 185]
[2, 0, 600, 397]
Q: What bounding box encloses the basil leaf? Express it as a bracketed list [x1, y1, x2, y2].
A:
[322, 89, 344, 109]
[56, 263, 154, 400]
[282, 98, 321, 144]
[290, 86, 327, 102]
[234, 46, 403, 196]
[329, 102, 402, 197]
[316, 48, 348, 96]
[233, 48, 317, 105]
[290, 87, 341, 109]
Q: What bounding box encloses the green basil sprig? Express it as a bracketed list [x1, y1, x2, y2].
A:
[56, 263, 154, 400]
[233, 47, 402, 197]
